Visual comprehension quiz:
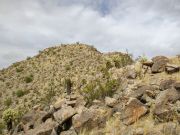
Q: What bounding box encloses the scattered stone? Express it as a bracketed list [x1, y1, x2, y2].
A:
[165, 64, 180, 74]
[130, 85, 155, 99]
[105, 97, 117, 107]
[121, 98, 148, 125]
[66, 100, 76, 107]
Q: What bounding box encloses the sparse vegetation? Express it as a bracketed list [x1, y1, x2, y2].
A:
[15, 90, 27, 97]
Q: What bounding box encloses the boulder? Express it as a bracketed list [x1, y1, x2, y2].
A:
[165, 64, 180, 74]
[72, 107, 110, 133]
[151, 56, 169, 73]
[159, 79, 176, 91]
[105, 97, 117, 107]
[53, 106, 76, 125]
[72, 109, 94, 133]
[120, 98, 148, 125]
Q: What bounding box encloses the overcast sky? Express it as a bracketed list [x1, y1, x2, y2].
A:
[0, 0, 180, 69]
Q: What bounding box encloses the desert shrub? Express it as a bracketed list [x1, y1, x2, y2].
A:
[65, 65, 71, 71]
[106, 61, 113, 70]
[82, 79, 119, 104]
[24, 75, 33, 83]
[16, 68, 23, 73]
[41, 82, 56, 105]
[112, 54, 133, 68]
[15, 90, 27, 97]
[4, 97, 12, 107]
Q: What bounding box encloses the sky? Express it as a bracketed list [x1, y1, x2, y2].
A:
[0, 0, 180, 69]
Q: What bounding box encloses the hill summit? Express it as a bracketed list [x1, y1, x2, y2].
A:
[0, 43, 180, 135]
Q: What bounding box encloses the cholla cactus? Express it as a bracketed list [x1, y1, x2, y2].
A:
[2, 109, 19, 131]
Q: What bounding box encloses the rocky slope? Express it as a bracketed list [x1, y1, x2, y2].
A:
[0, 43, 180, 135]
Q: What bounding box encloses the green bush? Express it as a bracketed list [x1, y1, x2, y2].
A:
[24, 75, 33, 83]
[15, 90, 26, 97]
[4, 97, 12, 107]
[82, 79, 119, 104]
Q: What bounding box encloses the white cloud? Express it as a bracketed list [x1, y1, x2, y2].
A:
[0, 0, 180, 68]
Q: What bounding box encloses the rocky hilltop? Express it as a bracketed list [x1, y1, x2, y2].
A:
[0, 43, 180, 135]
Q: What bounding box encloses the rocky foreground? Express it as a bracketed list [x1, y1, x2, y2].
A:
[0, 44, 180, 135]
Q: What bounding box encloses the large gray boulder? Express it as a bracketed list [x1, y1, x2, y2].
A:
[53, 106, 76, 125]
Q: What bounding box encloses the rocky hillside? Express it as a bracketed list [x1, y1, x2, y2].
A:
[0, 44, 180, 135]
